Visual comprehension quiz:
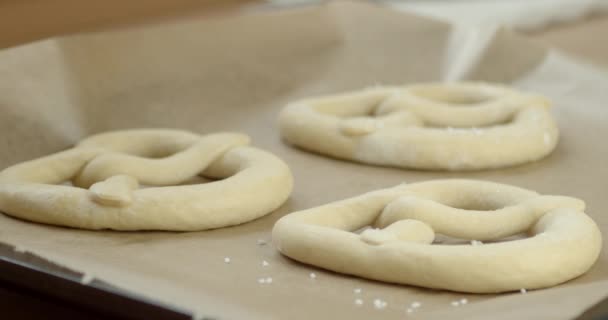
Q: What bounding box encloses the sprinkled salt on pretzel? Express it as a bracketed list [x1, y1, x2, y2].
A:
[279, 82, 557, 170]
[272, 179, 601, 293]
[0, 129, 293, 231]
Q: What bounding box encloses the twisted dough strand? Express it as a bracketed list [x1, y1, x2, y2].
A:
[272, 180, 601, 293]
[0, 129, 293, 231]
[279, 82, 558, 170]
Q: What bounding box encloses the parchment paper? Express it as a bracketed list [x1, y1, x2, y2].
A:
[1, 1, 607, 319]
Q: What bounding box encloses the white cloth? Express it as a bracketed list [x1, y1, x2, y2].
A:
[385, 0, 608, 31]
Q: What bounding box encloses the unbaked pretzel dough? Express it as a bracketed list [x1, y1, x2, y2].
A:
[279, 82, 558, 170]
[272, 180, 601, 293]
[0, 129, 293, 231]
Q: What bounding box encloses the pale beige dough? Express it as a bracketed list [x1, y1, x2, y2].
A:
[279, 82, 558, 170]
[272, 179, 602, 293]
[0, 129, 293, 231]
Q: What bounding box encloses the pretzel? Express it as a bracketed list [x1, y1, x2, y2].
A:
[0, 129, 293, 231]
[279, 82, 558, 170]
[272, 180, 601, 293]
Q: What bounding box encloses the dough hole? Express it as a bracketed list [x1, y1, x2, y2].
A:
[433, 233, 527, 245]
[430, 197, 509, 211]
[409, 86, 493, 106]
[441, 200, 504, 211]
[63, 175, 221, 189]
[424, 115, 515, 129]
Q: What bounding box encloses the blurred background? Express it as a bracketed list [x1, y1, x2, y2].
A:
[0, 0, 607, 67]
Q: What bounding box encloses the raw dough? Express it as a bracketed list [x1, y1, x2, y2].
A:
[0, 129, 293, 231]
[272, 179, 602, 293]
[279, 82, 558, 170]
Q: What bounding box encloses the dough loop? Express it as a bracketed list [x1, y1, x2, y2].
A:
[0, 129, 293, 231]
[272, 179, 601, 293]
[279, 82, 558, 170]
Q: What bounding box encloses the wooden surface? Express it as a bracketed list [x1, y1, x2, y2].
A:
[0, 0, 259, 49]
[0, 283, 115, 320]
[0, 0, 606, 66]
[0, 243, 190, 320]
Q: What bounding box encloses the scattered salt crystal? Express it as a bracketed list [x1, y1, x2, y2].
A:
[451, 301, 460, 307]
[13, 246, 26, 253]
[460, 298, 468, 305]
[265, 277, 273, 284]
[354, 288, 362, 294]
[373, 299, 387, 309]
[470, 240, 483, 246]
[258, 278, 266, 284]
[411, 301, 421, 308]
[520, 288, 527, 294]
[81, 273, 94, 285]
[355, 298, 363, 306]
[257, 239, 267, 246]
[309, 272, 317, 279]
[406, 308, 413, 313]
[262, 260, 269, 267]
[224, 257, 231, 263]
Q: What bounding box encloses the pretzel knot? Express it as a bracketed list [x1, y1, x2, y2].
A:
[279, 82, 558, 170]
[0, 129, 293, 231]
[272, 180, 602, 293]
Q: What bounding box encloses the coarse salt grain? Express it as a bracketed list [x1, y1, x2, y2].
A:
[520, 288, 527, 294]
[451, 301, 460, 307]
[224, 257, 231, 263]
[81, 273, 94, 285]
[266, 277, 273, 284]
[406, 308, 413, 313]
[257, 239, 267, 246]
[310, 273, 317, 279]
[258, 278, 266, 284]
[460, 298, 468, 305]
[13, 246, 26, 253]
[470, 240, 483, 246]
[355, 299, 363, 306]
[411, 301, 421, 308]
[262, 260, 269, 267]
[354, 288, 362, 294]
[373, 299, 387, 309]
